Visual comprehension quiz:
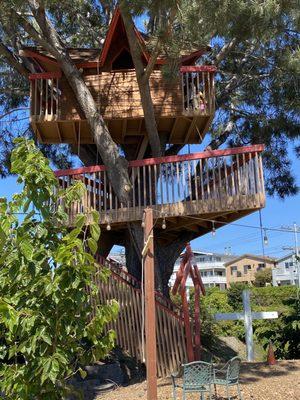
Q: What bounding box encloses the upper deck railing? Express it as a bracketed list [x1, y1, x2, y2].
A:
[29, 66, 216, 122]
[55, 145, 265, 226]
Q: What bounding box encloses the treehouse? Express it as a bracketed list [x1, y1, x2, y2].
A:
[22, 8, 266, 247]
[22, 7, 266, 377]
[23, 8, 215, 157]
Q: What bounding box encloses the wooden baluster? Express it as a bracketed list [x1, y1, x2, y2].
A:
[199, 158, 204, 200]
[104, 171, 107, 214]
[170, 162, 175, 203]
[193, 160, 199, 201]
[211, 72, 215, 112]
[160, 164, 164, 204]
[165, 164, 170, 204]
[132, 167, 136, 208]
[258, 153, 265, 196]
[137, 167, 141, 208]
[56, 78, 59, 118]
[97, 171, 101, 213]
[196, 73, 200, 112]
[39, 78, 43, 118]
[242, 153, 247, 195]
[93, 172, 96, 210]
[34, 79, 37, 117]
[212, 158, 216, 198]
[176, 162, 181, 200]
[50, 78, 54, 118]
[187, 160, 192, 200]
[202, 72, 206, 112]
[218, 158, 222, 199]
[143, 165, 146, 207]
[182, 72, 185, 112]
[207, 72, 211, 113]
[154, 164, 158, 205]
[185, 73, 190, 112]
[248, 153, 253, 194]
[206, 158, 210, 199]
[108, 181, 113, 212]
[45, 78, 48, 119]
[224, 156, 228, 196]
[230, 155, 236, 196]
[236, 154, 241, 195]
[148, 165, 152, 206]
[181, 161, 186, 199]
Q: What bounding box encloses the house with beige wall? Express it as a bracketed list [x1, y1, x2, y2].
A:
[224, 254, 276, 287]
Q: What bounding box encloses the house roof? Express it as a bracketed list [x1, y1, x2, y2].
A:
[275, 252, 298, 264]
[21, 7, 210, 72]
[224, 254, 276, 267]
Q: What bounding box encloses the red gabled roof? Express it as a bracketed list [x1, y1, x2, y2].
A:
[99, 7, 149, 67]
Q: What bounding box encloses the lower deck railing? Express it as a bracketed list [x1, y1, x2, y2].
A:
[55, 145, 265, 225]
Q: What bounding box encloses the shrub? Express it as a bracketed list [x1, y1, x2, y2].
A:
[0, 139, 118, 399]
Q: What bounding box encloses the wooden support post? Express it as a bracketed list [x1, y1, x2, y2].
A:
[143, 208, 157, 400]
[194, 283, 201, 360]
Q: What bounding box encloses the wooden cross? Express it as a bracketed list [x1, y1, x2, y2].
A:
[214, 290, 278, 362]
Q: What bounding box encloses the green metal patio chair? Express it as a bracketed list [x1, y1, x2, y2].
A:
[212, 356, 243, 400]
[171, 361, 213, 400]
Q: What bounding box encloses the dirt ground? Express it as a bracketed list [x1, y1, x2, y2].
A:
[98, 360, 300, 400]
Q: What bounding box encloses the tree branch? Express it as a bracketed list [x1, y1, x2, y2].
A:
[208, 119, 236, 150]
[214, 38, 238, 66]
[0, 41, 29, 77]
[119, 1, 162, 157]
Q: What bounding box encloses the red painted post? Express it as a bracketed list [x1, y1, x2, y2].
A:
[194, 284, 201, 360]
[143, 208, 157, 400]
[181, 285, 195, 362]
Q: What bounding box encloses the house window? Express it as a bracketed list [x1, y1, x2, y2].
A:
[285, 262, 289, 268]
[237, 271, 242, 277]
[243, 265, 251, 274]
[216, 257, 221, 261]
[257, 263, 265, 270]
[231, 266, 237, 275]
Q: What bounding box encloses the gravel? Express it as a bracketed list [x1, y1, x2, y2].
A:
[98, 360, 300, 400]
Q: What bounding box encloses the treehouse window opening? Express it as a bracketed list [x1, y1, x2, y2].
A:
[112, 48, 134, 70]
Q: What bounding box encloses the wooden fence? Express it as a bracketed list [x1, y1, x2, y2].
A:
[90, 257, 188, 377]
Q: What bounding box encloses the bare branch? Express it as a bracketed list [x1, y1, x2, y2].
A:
[0, 107, 30, 120]
[214, 38, 238, 66]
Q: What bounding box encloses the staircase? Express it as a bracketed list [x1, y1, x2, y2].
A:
[90, 256, 188, 377]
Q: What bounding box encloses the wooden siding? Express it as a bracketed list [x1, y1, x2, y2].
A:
[29, 68, 215, 145]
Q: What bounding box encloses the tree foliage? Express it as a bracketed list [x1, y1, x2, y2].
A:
[0, 138, 118, 399]
[254, 267, 273, 287]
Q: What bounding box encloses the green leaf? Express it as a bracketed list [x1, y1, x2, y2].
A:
[74, 214, 86, 229]
[91, 210, 99, 224]
[87, 238, 97, 254]
[90, 224, 100, 242]
[78, 368, 87, 379]
[19, 239, 34, 261]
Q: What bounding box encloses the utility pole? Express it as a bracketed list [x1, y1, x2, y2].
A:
[142, 208, 157, 400]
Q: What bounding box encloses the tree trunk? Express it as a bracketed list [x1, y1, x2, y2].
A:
[21, 3, 131, 203]
[124, 222, 196, 297]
